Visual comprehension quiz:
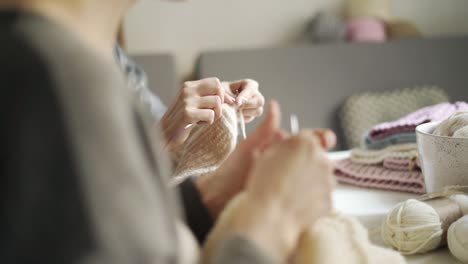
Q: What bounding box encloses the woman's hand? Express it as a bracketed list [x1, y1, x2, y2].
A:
[161, 77, 235, 149]
[223, 79, 265, 123]
[230, 130, 336, 260]
[196, 100, 336, 221]
[195, 101, 282, 218]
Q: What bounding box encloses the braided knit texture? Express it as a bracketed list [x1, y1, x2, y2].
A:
[351, 143, 419, 171]
[173, 105, 238, 183]
[335, 159, 426, 194]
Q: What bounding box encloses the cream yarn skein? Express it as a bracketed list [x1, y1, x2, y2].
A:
[448, 215, 468, 263]
[381, 199, 443, 254]
[382, 195, 468, 255]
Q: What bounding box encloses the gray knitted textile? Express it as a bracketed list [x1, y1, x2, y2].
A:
[340, 86, 449, 148]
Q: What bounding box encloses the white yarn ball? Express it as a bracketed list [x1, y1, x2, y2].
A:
[381, 199, 443, 255]
[448, 215, 468, 263]
[449, 194, 468, 215]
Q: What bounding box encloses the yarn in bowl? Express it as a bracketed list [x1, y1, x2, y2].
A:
[416, 121, 468, 193]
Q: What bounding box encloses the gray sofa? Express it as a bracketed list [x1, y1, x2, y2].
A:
[132, 36, 468, 149]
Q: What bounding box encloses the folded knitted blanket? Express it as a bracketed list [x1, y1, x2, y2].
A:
[368, 102, 468, 141]
[335, 159, 426, 194]
[351, 143, 419, 171]
[364, 132, 416, 150]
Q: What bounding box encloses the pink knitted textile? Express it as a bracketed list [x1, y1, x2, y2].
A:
[347, 17, 387, 43]
[383, 156, 419, 171]
[368, 102, 468, 140]
[334, 159, 426, 194]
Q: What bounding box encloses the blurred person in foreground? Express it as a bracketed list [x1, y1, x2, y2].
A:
[0, 0, 336, 263]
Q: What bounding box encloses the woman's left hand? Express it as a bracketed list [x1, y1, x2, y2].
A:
[223, 79, 265, 123]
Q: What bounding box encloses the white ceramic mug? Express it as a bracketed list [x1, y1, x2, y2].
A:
[416, 121, 468, 193]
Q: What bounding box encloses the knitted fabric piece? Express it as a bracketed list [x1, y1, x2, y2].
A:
[173, 105, 238, 183]
[383, 157, 419, 171]
[351, 143, 418, 164]
[334, 159, 426, 194]
[351, 143, 419, 171]
[369, 102, 468, 140]
[340, 86, 448, 148]
[364, 132, 416, 150]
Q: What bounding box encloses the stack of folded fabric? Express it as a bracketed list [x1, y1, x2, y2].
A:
[335, 102, 468, 194]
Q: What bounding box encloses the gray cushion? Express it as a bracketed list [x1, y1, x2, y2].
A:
[340, 86, 448, 148]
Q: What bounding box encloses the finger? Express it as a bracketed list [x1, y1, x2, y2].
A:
[247, 101, 281, 145]
[298, 129, 337, 150]
[241, 107, 264, 118]
[240, 94, 265, 109]
[196, 77, 226, 104]
[243, 116, 255, 124]
[198, 96, 223, 120]
[221, 81, 236, 105]
[258, 131, 288, 152]
[236, 79, 259, 106]
[296, 131, 323, 156]
[188, 108, 215, 124]
[312, 129, 337, 150]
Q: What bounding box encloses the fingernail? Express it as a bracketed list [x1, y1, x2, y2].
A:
[237, 98, 243, 106]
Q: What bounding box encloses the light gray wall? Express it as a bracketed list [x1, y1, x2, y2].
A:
[125, 0, 468, 79]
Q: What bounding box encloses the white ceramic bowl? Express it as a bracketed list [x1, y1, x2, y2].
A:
[416, 121, 468, 193]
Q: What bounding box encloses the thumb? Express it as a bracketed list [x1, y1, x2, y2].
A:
[246, 100, 281, 145]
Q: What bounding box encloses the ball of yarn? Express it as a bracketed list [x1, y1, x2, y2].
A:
[347, 18, 387, 43]
[449, 194, 468, 215]
[433, 111, 468, 137]
[381, 199, 443, 254]
[448, 215, 468, 263]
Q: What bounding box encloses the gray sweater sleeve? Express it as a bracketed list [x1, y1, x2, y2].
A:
[212, 235, 279, 264]
[115, 45, 167, 122]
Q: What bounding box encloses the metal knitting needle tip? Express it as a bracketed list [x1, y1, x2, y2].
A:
[290, 114, 299, 135]
[239, 110, 247, 140]
[184, 123, 194, 130]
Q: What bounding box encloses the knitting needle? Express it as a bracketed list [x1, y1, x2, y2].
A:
[164, 123, 194, 150]
[233, 89, 247, 140]
[290, 114, 299, 135]
[239, 110, 247, 140]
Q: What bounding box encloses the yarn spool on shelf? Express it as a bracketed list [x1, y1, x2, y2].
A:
[381, 193, 468, 255]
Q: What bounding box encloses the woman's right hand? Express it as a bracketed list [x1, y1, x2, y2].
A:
[231, 129, 336, 261]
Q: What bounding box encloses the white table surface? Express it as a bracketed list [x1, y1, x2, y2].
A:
[328, 151, 461, 264]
